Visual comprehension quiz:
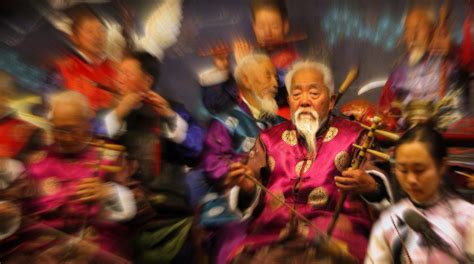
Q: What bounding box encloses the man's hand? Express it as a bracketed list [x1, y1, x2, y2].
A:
[114, 92, 143, 120]
[213, 54, 229, 71]
[146, 91, 176, 118]
[222, 162, 256, 193]
[75, 177, 113, 203]
[335, 168, 378, 195]
[233, 38, 253, 63]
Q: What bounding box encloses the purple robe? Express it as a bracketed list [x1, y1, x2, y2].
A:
[203, 101, 262, 181]
[229, 117, 373, 262]
[201, 101, 282, 264]
[379, 55, 465, 129]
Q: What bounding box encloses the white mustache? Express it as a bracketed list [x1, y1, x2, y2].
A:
[296, 108, 317, 120]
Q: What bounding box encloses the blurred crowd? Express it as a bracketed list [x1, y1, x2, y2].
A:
[0, 0, 473, 263]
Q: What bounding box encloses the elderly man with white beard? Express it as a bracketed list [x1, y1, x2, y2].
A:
[222, 60, 392, 263]
[197, 53, 285, 264]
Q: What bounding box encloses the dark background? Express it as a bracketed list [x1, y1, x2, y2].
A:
[0, 0, 470, 123]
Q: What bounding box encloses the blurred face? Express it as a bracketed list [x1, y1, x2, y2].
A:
[403, 11, 432, 54]
[242, 60, 278, 115]
[72, 18, 106, 58]
[246, 60, 278, 99]
[253, 8, 288, 47]
[395, 141, 443, 203]
[115, 58, 152, 94]
[51, 104, 91, 154]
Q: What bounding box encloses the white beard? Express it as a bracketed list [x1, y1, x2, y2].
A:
[292, 108, 320, 153]
[253, 92, 278, 119]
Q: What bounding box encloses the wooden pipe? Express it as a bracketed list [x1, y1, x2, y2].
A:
[352, 144, 392, 162]
[334, 68, 359, 105]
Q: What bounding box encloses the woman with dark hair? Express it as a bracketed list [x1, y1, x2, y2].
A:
[365, 124, 474, 263]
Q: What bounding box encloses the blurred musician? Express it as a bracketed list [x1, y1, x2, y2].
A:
[4, 91, 136, 263]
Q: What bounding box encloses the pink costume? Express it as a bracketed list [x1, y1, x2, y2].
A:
[365, 196, 474, 263]
[19, 146, 135, 262]
[229, 117, 390, 262]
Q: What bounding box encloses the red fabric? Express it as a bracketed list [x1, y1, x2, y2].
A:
[377, 77, 396, 113]
[460, 14, 473, 70]
[270, 46, 299, 69]
[0, 117, 35, 158]
[277, 106, 290, 120]
[55, 55, 116, 110]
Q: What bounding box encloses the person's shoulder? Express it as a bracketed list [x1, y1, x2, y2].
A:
[168, 100, 188, 112]
[260, 121, 293, 142]
[262, 120, 292, 133]
[329, 116, 362, 133]
[448, 197, 474, 216]
[167, 100, 194, 119]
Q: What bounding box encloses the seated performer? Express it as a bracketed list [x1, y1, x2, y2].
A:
[378, 7, 465, 129]
[197, 53, 285, 264]
[52, 5, 116, 110]
[199, 0, 299, 119]
[5, 91, 136, 263]
[104, 51, 204, 263]
[221, 60, 391, 263]
[365, 124, 474, 263]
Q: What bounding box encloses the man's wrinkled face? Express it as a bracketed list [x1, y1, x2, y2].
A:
[288, 68, 334, 123]
[246, 60, 278, 99]
[403, 11, 432, 54]
[73, 18, 106, 58]
[288, 68, 334, 153]
[51, 104, 91, 154]
[115, 58, 151, 94]
[253, 8, 288, 47]
[243, 60, 279, 115]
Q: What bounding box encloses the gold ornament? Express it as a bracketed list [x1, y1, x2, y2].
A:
[334, 151, 350, 172]
[323, 127, 338, 142]
[281, 130, 297, 146]
[307, 187, 329, 207]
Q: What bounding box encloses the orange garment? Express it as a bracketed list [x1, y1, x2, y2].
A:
[55, 54, 116, 110]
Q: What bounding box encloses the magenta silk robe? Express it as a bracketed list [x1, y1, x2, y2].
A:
[230, 117, 373, 262]
[23, 146, 130, 260]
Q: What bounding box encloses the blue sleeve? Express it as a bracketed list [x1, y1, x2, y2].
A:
[171, 106, 205, 160]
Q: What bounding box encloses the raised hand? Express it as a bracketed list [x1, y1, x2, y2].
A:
[146, 91, 176, 118]
[232, 38, 253, 63]
[114, 92, 144, 120]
